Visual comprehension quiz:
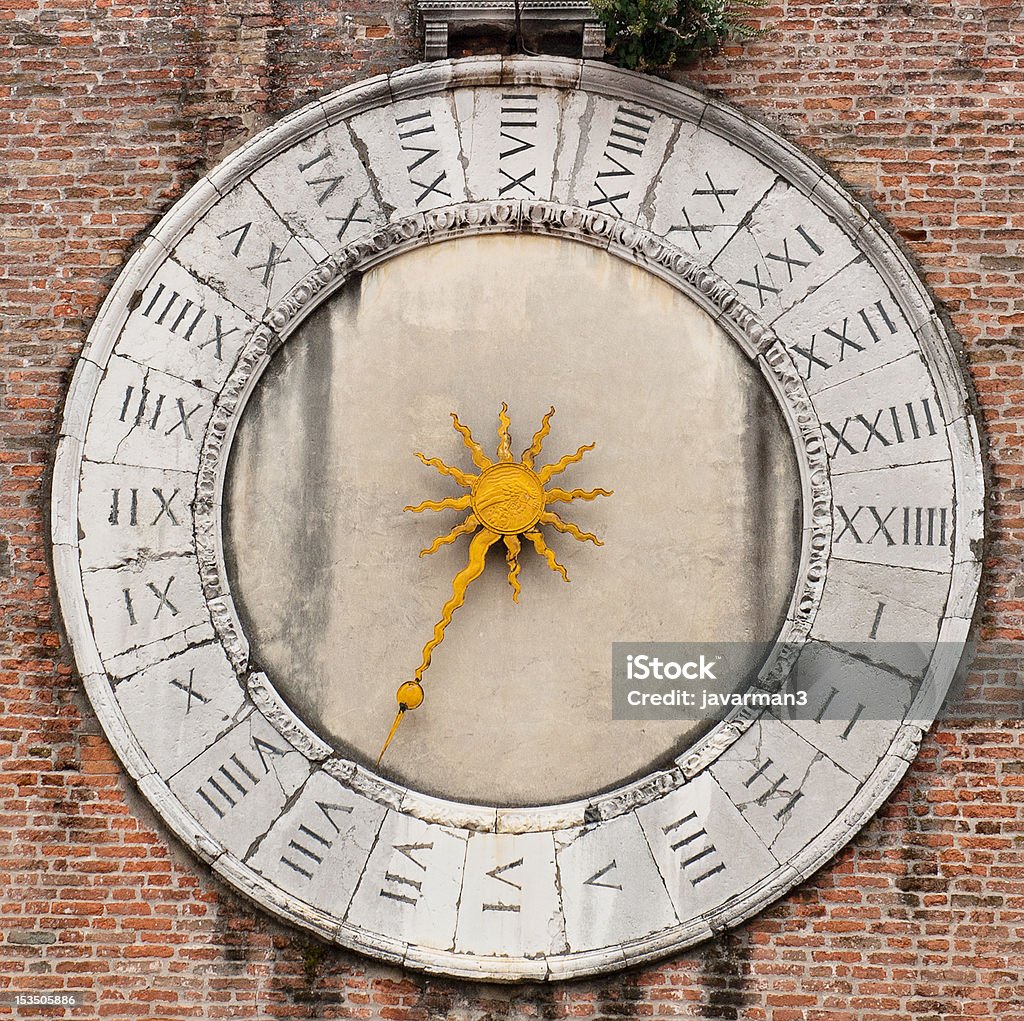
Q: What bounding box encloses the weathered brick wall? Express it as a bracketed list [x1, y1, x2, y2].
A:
[2, 2, 1022, 1018]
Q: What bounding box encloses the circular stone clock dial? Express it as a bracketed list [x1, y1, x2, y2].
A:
[53, 57, 983, 981]
[223, 233, 801, 805]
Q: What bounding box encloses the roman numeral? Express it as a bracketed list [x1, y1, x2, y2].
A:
[662, 811, 727, 885]
[379, 842, 432, 906]
[692, 172, 738, 214]
[396, 109, 451, 207]
[811, 685, 865, 740]
[279, 800, 353, 880]
[869, 600, 886, 639]
[297, 146, 347, 206]
[326, 198, 371, 242]
[139, 283, 240, 360]
[118, 384, 202, 440]
[822, 398, 938, 458]
[499, 93, 538, 157]
[742, 759, 804, 821]
[791, 299, 900, 379]
[835, 505, 951, 548]
[122, 576, 179, 625]
[195, 738, 287, 818]
[218, 222, 292, 290]
[169, 668, 209, 712]
[583, 860, 622, 891]
[108, 487, 182, 527]
[736, 225, 823, 306]
[666, 208, 714, 249]
[588, 105, 655, 215]
[481, 857, 523, 914]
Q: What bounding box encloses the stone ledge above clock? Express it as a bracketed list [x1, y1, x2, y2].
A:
[415, 0, 605, 60]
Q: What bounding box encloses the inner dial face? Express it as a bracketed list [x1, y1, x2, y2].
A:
[224, 234, 802, 805]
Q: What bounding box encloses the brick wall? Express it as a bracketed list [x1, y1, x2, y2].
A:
[2, 2, 1022, 1018]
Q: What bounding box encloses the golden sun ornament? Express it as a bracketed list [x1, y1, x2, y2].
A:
[377, 404, 612, 764]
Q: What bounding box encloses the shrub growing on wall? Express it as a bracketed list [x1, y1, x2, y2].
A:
[591, 0, 766, 72]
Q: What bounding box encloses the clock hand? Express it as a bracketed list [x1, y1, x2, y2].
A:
[376, 528, 500, 765]
[376, 405, 611, 766]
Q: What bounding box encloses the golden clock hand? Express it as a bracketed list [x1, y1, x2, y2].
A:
[377, 405, 611, 766]
[376, 680, 424, 765]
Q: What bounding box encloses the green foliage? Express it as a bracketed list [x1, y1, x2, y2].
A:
[590, 0, 767, 73]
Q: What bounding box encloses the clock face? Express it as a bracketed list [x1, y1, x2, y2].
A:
[53, 57, 983, 981]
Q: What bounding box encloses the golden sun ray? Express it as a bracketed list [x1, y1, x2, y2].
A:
[403, 494, 472, 514]
[545, 486, 613, 505]
[379, 405, 612, 764]
[451, 412, 492, 470]
[420, 514, 479, 556]
[497, 402, 514, 463]
[524, 528, 569, 581]
[522, 405, 555, 468]
[504, 533, 522, 602]
[415, 527, 502, 680]
[415, 451, 477, 489]
[537, 443, 595, 483]
[539, 509, 603, 545]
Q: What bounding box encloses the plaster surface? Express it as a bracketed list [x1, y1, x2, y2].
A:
[223, 234, 801, 805]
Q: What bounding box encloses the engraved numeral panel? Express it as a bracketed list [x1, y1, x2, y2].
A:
[709, 719, 859, 861]
[832, 462, 955, 570]
[712, 180, 859, 321]
[169, 711, 311, 853]
[774, 262, 920, 394]
[557, 813, 680, 952]
[83, 356, 214, 472]
[810, 559, 950, 674]
[78, 462, 196, 571]
[635, 773, 778, 920]
[644, 123, 778, 261]
[247, 770, 385, 913]
[250, 126, 386, 252]
[81, 554, 210, 663]
[454, 832, 563, 957]
[171, 180, 326, 315]
[812, 356, 950, 472]
[348, 98, 467, 217]
[112, 643, 245, 776]
[772, 643, 916, 780]
[345, 813, 466, 952]
[115, 258, 255, 391]
[454, 87, 561, 204]
[554, 97, 675, 222]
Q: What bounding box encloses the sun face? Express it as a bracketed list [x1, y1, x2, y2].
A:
[377, 404, 611, 763]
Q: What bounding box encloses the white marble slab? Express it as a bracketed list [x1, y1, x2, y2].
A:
[112, 256, 255, 391]
[345, 811, 467, 952]
[348, 95, 468, 217]
[454, 830, 564, 957]
[81, 552, 209, 660]
[247, 769, 385, 916]
[556, 811, 679, 953]
[635, 772, 778, 921]
[811, 354, 950, 473]
[709, 717, 859, 861]
[712, 179, 858, 322]
[112, 641, 245, 776]
[644, 122, 778, 262]
[171, 179, 327, 316]
[168, 708, 312, 855]
[78, 462, 196, 571]
[249, 122, 387, 253]
[83, 355, 214, 472]
[454, 86, 562, 204]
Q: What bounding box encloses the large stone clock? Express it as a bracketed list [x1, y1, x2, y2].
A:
[53, 57, 983, 980]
